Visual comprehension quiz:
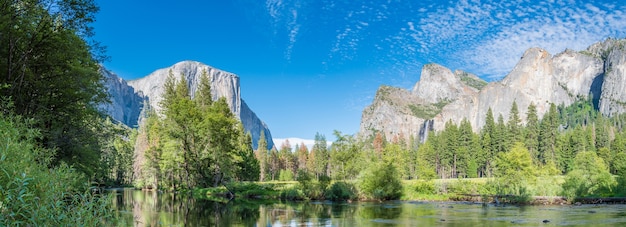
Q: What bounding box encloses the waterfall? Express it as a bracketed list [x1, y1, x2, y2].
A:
[418, 119, 434, 143]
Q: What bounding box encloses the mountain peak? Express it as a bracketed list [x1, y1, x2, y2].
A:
[411, 63, 481, 104]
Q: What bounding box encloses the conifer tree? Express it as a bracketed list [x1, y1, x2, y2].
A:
[525, 102, 540, 163]
[256, 131, 269, 181]
[508, 100, 522, 143]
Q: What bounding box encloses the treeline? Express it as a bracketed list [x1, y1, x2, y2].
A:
[262, 97, 626, 200]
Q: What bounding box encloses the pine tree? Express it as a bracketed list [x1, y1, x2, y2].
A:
[539, 103, 559, 164]
[256, 131, 269, 181]
[508, 100, 522, 143]
[236, 130, 260, 181]
[312, 133, 329, 178]
[495, 114, 509, 153]
[525, 102, 540, 163]
[195, 69, 213, 109]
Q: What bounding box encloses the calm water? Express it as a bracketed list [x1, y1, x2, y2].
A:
[111, 188, 626, 226]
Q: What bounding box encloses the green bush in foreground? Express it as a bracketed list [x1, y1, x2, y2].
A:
[0, 114, 118, 226]
[325, 182, 358, 201]
[562, 151, 616, 200]
[358, 162, 403, 200]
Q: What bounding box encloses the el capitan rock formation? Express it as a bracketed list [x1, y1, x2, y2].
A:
[101, 61, 274, 149]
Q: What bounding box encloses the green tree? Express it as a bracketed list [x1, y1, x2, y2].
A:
[235, 130, 260, 181]
[507, 101, 522, 142]
[493, 142, 536, 195]
[525, 102, 540, 163]
[312, 133, 329, 179]
[358, 162, 403, 200]
[195, 69, 213, 109]
[562, 151, 616, 199]
[256, 131, 269, 181]
[416, 141, 437, 180]
[481, 108, 497, 176]
[495, 114, 509, 153]
[539, 103, 559, 164]
[0, 0, 107, 176]
[330, 131, 363, 181]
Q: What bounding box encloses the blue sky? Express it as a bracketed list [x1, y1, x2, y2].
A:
[94, 0, 626, 143]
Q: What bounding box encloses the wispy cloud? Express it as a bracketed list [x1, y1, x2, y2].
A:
[399, 0, 626, 79]
[265, 0, 302, 61]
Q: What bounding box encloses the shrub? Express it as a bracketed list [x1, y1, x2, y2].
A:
[279, 186, 306, 200]
[279, 170, 294, 181]
[358, 162, 403, 200]
[413, 180, 436, 194]
[325, 182, 358, 201]
[0, 114, 118, 225]
[295, 170, 328, 200]
[562, 151, 616, 200]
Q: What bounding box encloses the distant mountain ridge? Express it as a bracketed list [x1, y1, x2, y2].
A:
[101, 61, 274, 150]
[359, 38, 626, 141]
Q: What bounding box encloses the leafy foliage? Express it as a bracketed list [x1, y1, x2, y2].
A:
[325, 182, 358, 201]
[562, 151, 616, 200]
[358, 162, 403, 200]
[493, 142, 536, 196]
[0, 113, 118, 225]
[0, 0, 107, 175]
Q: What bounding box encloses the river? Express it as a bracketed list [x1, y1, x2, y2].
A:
[111, 188, 626, 226]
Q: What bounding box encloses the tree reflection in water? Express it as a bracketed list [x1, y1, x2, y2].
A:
[111, 189, 626, 226]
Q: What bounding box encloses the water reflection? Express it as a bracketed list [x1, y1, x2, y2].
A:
[111, 189, 626, 226]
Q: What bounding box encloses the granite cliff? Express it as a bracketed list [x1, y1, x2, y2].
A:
[101, 61, 274, 149]
[99, 68, 147, 127]
[360, 38, 626, 141]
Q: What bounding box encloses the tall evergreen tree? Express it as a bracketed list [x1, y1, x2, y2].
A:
[539, 103, 559, 164]
[195, 69, 213, 109]
[495, 114, 509, 153]
[508, 100, 522, 143]
[256, 131, 269, 181]
[236, 130, 260, 181]
[312, 133, 329, 178]
[525, 102, 540, 163]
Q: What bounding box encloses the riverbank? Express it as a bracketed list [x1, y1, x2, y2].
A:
[192, 177, 626, 206]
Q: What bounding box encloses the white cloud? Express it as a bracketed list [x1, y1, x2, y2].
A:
[266, 0, 283, 21]
[393, 0, 626, 79]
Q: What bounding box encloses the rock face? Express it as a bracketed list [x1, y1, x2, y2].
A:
[101, 61, 274, 149]
[99, 68, 147, 127]
[359, 38, 626, 141]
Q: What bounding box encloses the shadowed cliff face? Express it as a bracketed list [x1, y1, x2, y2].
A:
[360, 38, 626, 142]
[101, 61, 274, 150]
[99, 68, 147, 127]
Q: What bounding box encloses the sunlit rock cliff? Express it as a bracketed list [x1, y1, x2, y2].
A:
[360, 38, 626, 142]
